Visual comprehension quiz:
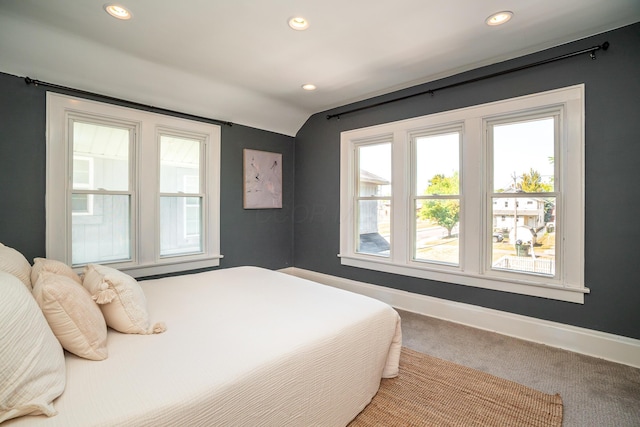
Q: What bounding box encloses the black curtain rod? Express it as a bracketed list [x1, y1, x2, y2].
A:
[24, 77, 234, 127]
[326, 41, 609, 120]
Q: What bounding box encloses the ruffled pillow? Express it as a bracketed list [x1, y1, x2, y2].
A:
[82, 264, 166, 335]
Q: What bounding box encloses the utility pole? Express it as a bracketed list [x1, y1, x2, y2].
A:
[511, 172, 519, 242]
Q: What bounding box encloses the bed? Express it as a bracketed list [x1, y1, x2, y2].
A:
[2, 265, 402, 426]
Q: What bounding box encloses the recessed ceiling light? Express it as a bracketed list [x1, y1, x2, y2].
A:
[288, 16, 309, 31]
[485, 11, 513, 26]
[302, 84, 317, 91]
[104, 4, 132, 20]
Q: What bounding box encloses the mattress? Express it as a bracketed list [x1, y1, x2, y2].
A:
[7, 266, 402, 426]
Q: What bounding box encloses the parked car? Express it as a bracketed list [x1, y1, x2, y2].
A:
[508, 227, 537, 245]
[492, 232, 504, 242]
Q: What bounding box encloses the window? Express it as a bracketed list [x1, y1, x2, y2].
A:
[412, 128, 461, 266]
[489, 114, 557, 277]
[355, 141, 391, 256]
[340, 85, 587, 303]
[70, 120, 133, 265]
[47, 93, 221, 277]
[159, 133, 203, 256]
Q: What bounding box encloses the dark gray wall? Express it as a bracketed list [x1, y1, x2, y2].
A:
[0, 73, 294, 272]
[294, 23, 640, 340]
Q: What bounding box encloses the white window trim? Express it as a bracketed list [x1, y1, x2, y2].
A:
[339, 85, 587, 303]
[46, 93, 222, 278]
[157, 128, 206, 257]
[410, 125, 462, 267]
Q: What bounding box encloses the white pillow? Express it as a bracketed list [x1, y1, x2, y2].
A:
[33, 272, 108, 361]
[31, 257, 82, 287]
[0, 242, 32, 291]
[82, 264, 166, 335]
[0, 271, 66, 423]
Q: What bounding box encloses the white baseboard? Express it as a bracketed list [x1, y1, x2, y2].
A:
[280, 267, 640, 369]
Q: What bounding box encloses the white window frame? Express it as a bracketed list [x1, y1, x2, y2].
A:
[410, 125, 463, 267]
[157, 129, 205, 257]
[354, 137, 393, 257]
[340, 85, 587, 303]
[46, 93, 222, 278]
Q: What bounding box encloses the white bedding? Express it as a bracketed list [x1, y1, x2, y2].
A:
[7, 266, 401, 426]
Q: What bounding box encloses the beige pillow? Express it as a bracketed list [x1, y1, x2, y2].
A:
[83, 264, 166, 335]
[33, 272, 108, 361]
[31, 257, 82, 287]
[0, 271, 66, 423]
[0, 242, 32, 291]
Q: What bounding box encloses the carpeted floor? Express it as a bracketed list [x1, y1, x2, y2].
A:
[350, 346, 562, 426]
[396, 309, 640, 427]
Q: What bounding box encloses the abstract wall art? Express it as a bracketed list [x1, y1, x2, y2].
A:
[243, 149, 282, 209]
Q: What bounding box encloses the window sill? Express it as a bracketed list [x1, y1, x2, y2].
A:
[339, 254, 588, 304]
[73, 255, 224, 279]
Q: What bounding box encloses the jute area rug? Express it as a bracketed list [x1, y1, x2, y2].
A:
[349, 347, 563, 427]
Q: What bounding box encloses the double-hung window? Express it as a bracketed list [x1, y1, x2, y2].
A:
[47, 93, 221, 277]
[355, 140, 392, 256]
[159, 132, 204, 257]
[412, 127, 461, 266]
[340, 85, 587, 303]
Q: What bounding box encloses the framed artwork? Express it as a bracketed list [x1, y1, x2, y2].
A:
[243, 149, 282, 209]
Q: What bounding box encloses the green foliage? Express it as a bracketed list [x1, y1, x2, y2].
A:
[419, 200, 460, 237]
[425, 172, 459, 195]
[418, 172, 460, 237]
[519, 168, 552, 192]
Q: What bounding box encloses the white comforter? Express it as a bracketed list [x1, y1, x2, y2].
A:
[8, 266, 401, 426]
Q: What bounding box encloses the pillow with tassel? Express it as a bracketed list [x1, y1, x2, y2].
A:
[82, 264, 166, 335]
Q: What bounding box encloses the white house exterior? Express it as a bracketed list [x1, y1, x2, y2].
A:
[492, 196, 546, 231]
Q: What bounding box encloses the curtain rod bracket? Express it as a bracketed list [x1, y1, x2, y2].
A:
[591, 41, 610, 59]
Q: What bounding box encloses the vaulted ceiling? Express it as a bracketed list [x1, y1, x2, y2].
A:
[1, 1, 638, 136]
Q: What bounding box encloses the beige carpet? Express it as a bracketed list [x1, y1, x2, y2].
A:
[349, 347, 563, 427]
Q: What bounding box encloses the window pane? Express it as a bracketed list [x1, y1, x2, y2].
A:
[160, 196, 202, 256]
[71, 195, 130, 265]
[491, 196, 556, 276]
[73, 157, 91, 187]
[358, 143, 391, 197]
[73, 122, 130, 191]
[71, 194, 92, 214]
[416, 132, 459, 195]
[357, 200, 390, 256]
[414, 199, 459, 265]
[160, 135, 200, 194]
[185, 197, 200, 236]
[493, 118, 555, 193]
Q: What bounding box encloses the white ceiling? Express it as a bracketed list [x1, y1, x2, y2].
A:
[1, 1, 638, 136]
